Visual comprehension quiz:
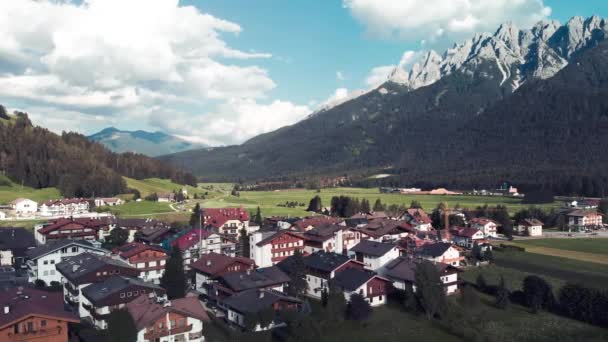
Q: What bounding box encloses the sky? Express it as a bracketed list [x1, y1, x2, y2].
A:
[0, 0, 607, 146]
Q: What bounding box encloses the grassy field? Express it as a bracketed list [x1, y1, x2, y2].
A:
[462, 249, 608, 291]
[100, 200, 174, 217]
[0, 175, 61, 204]
[123, 177, 201, 198]
[0, 219, 45, 231]
[515, 238, 608, 256]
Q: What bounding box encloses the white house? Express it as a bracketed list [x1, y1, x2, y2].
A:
[469, 218, 498, 238]
[384, 257, 460, 295]
[350, 240, 400, 272]
[332, 268, 392, 307]
[25, 240, 107, 285]
[94, 197, 124, 207]
[39, 198, 90, 217]
[451, 228, 486, 249]
[0, 211, 5, 220]
[9, 198, 38, 216]
[415, 242, 463, 267]
[516, 219, 544, 237]
[567, 210, 603, 230]
[223, 289, 301, 331]
[302, 251, 365, 299]
[250, 230, 305, 268]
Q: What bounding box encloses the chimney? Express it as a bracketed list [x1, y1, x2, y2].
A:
[72, 264, 80, 273]
[259, 291, 265, 299]
[3, 306, 9, 314]
[206, 260, 212, 267]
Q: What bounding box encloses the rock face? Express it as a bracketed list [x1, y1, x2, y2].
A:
[387, 16, 607, 92]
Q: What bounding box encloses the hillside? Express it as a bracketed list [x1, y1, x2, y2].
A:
[123, 177, 200, 198]
[161, 16, 608, 196]
[0, 174, 60, 204]
[0, 109, 197, 198]
[88, 127, 205, 157]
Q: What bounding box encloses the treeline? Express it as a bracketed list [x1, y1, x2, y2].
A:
[0, 109, 196, 197]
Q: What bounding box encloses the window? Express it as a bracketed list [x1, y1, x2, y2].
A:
[120, 293, 125, 298]
[43, 260, 48, 265]
[170, 320, 176, 328]
[43, 270, 49, 276]
[178, 318, 185, 327]
[72, 247, 78, 253]
[133, 290, 139, 296]
[50, 270, 55, 275]
[50, 260, 55, 264]
[27, 322, 34, 332]
[127, 292, 132, 297]
[40, 320, 46, 327]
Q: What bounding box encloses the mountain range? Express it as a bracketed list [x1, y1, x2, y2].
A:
[161, 15, 608, 196]
[88, 127, 206, 157]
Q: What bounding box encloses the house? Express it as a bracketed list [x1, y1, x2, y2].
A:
[116, 218, 171, 243]
[250, 230, 305, 268]
[301, 251, 364, 299]
[0, 227, 36, 268]
[56, 253, 139, 311]
[34, 217, 114, 244]
[450, 227, 486, 249]
[0, 287, 79, 342]
[112, 242, 168, 284]
[300, 224, 349, 254]
[157, 192, 175, 203]
[469, 218, 498, 238]
[203, 208, 253, 236]
[171, 228, 222, 270]
[126, 294, 209, 342]
[212, 266, 290, 303]
[332, 268, 391, 307]
[291, 216, 344, 232]
[9, 198, 38, 216]
[25, 239, 107, 285]
[399, 209, 433, 231]
[384, 257, 460, 295]
[191, 252, 255, 295]
[134, 222, 173, 245]
[39, 198, 89, 217]
[223, 289, 301, 331]
[350, 240, 400, 271]
[415, 242, 463, 267]
[357, 219, 413, 243]
[80, 276, 165, 330]
[350, 211, 388, 221]
[94, 197, 124, 207]
[0, 211, 5, 220]
[516, 219, 544, 237]
[566, 210, 603, 230]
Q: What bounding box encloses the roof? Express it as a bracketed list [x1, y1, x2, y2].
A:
[25, 239, 105, 260]
[0, 227, 36, 257]
[416, 242, 454, 258]
[190, 252, 254, 276]
[332, 268, 382, 291]
[303, 251, 352, 273]
[172, 228, 216, 250]
[301, 224, 344, 242]
[56, 252, 134, 285]
[82, 276, 163, 305]
[38, 217, 112, 234]
[42, 198, 89, 206]
[357, 219, 413, 238]
[384, 257, 459, 283]
[470, 217, 497, 226]
[567, 209, 601, 217]
[113, 242, 167, 259]
[203, 207, 250, 228]
[256, 230, 304, 247]
[451, 227, 483, 238]
[518, 218, 544, 226]
[126, 294, 209, 331]
[0, 287, 79, 329]
[220, 266, 290, 292]
[350, 240, 397, 257]
[9, 198, 36, 205]
[292, 216, 343, 231]
[116, 218, 170, 229]
[350, 212, 388, 220]
[222, 288, 301, 315]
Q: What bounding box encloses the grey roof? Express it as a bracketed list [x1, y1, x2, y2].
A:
[332, 268, 377, 291]
[383, 257, 417, 282]
[25, 239, 105, 260]
[303, 251, 351, 273]
[416, 242, 452, 258]
[0, 228, 36, 258]
[350, 240, 396, 257]
[222, 288, 300, 314]
[220, 266, 290, 292]
[56, 253, 134, 284]
[82, 276, 162, 304]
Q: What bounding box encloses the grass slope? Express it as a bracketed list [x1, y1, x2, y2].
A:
[0, 174, 61, 204]
[123, 177, 199, 198]
[102, 201, 174, 217]
[516, 238, 608, 256]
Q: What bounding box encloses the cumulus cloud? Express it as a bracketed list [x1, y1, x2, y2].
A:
[343, 0, 551, 45]
[0, 0, 307, 145]
[336, 71, 347, 81]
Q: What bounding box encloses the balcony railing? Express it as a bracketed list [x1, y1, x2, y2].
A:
[7, 326, 63, 342]
[144, 324, 193, 340]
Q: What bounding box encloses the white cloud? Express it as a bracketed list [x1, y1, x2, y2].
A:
[336, 71, 347, 81]
[0, 0, 306, 145]
[343, 0, 551, 45]
[365, 65, 395, 88]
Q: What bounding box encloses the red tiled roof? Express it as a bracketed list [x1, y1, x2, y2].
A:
[518, 218, 544, 226]
[292, 216, 342, 231]
[0, 287, 79, 329]
[42, 198, 89, 206]
[451, 227, 483, 238]
[567, 209, 602, 217]
[172, 229, 215, 251]
[256, 230, 305, 246]
[470, 217, 497, 226]
[38, 217, 111, 234]
[126, 294, 209, 331]
[113, 242, 167, 259]
[203, 208, 250, 228]
[190, 252, 255, 276]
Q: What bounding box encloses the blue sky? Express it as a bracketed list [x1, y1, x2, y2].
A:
[1, 0, 607, 145]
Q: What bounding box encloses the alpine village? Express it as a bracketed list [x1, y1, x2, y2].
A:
[1, 2, 608, 342]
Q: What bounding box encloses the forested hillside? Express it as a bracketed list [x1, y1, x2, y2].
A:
[0, 108, 196, 197]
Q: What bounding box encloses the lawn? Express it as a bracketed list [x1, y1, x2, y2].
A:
[0, 174, 61, 204]
[101, 200, 174, 217]
[515, 238, 608, 256]
[0, 219, 45, 231]
[123, 177, 201, 198]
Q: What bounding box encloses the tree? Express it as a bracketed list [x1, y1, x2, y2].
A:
[145, 193, 158, 201]
[190, 203, 201, 227]
[306, 195, 323, 213]
[160, 248, 187, 299]
[402, 283, 418, 313]
[285, 249, 308, 297]
[459, 285, 480, 311]
[105, 228, 128, 248]
[257, 307, 275, 329]
[34, 279, 46, 288]
[243, 312, 258, 332]
[106, 309, 137, 342]
[346, 293, 372, 321]
[373, 198, 385, 212]
[415, 261, 447, 320]
[599, 198, 608, 224]
[523, 275, 554, 313]
[253, 206, 263, 225]
[410, 200, 422, 209]
[495, 276, 510, 309]
[321, 288, 329, 307]
[239, 228, 250, 258]
[360, 198, 371, 213]
[476, 274, 487, 292]
[471, 242, 483, 262]
[324, 284, 347, 321]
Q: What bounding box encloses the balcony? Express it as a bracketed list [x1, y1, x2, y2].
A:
[189, 330, 204, 339]
[144, 324, 193, 340]
[7, 326, 63, 342]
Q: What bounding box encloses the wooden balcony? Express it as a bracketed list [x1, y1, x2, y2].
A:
[7, 326, 63, 341]
[144, 324, 193, 340]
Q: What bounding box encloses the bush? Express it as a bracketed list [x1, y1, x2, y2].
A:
[346, 293, 372, 321]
